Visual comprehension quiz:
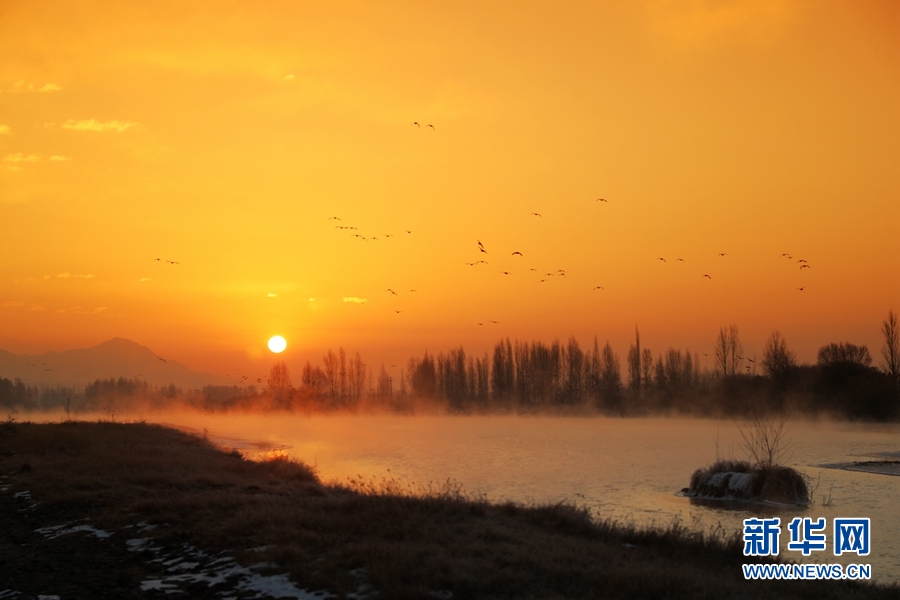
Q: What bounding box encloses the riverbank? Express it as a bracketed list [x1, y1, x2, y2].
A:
[1, 419, 895, 599]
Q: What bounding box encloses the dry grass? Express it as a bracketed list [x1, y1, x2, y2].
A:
[1, 419, 894, 599]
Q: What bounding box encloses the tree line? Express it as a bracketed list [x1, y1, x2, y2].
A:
[2, 310, 898, 420]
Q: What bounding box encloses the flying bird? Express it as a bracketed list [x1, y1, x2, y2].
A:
[409, 289, 417, 292]
[702, 274, 712, 279]
[490, 320, 499, 324]
[406, 230, 413, 234]
[658, 258, 666, 263]
[387, 289, 398, 295]
[501, 271, 512, 275]
[166, 261, 179, 264]
[512, 251, 523, 257]
[596, 198, 608, 202]
[593, 286, 604, 290]
[676, 258, 686, 262]
[797, 287, 805, 291]
[477, 322, 483, 326]
[426, 124, 435, 130]
[412, 122, 420, 127]
[531, 212, 542, 217]
[800, 265, 811, 270]
[718, 253, 727, 257]
[797, 259, 808, 263]
[395, 310, 403, 314]
[154, 258, 161, 261]
[328, 216, 341, 220]
[780, 253, 791, 258]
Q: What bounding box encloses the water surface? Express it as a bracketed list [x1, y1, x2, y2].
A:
[102, 413, 900, 583]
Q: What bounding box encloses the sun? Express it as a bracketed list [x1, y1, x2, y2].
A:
[267, 335, 287, 353]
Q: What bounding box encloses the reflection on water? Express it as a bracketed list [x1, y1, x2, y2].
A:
[53, 413, 900, 583]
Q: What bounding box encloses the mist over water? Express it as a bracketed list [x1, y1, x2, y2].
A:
[29, 411, 900, 583]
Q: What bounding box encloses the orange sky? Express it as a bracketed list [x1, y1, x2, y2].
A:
[1, 1, 898, 382]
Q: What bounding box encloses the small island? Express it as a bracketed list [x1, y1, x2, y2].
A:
[684, 416, 810, 506]
[684, 459, 810, 505]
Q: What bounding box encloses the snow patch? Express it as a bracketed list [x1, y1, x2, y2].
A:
[35, 523, 113, 540]
[130, 537, 334, 599]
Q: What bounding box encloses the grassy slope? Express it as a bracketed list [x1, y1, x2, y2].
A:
[0, 419, 896, 600]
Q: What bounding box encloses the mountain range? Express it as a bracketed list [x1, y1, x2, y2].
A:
[0, 338, 233, 388]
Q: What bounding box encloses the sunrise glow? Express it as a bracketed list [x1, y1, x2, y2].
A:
[0, 0, 896, 379]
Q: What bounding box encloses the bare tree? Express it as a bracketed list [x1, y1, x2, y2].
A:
[599, 341, 622, 410]
[301, 361, 326, 396]
[563, 337, 584, 404]
[716, 325, 743, 376]
[762, 331, 796, 380]
[641, 347, 653, 390]
[728, 325, 743, 376]
[881, 309, 899, 380]
[377, 364, 392, 399]
[715, 327, 730, 377]
[348, 352, 367, 402]
[738, 413, 792, 468]
[269, 361, 292, 404]
[817, 342, 872, 367]
[338, 347, 348, 405]
[323, 349, 338, 401]
[627, 327, 641, 397]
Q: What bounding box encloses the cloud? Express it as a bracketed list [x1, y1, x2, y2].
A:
[57, 306, 106, 315]
[342, 297, 367, 303]
[62, 119, 139, 132]
[1, 300, 26, 308]
[0, 125, 10, 135]
[56, 273, 95, 279]
[282, 74, 296, 82]
[49, 155, 73, 161]
[138, 277, 152, 282]
[10, 81, 62, 93]
[267, 292, 278, 297]
[30, 304, 46, 311]
[3, 153, 41, 163]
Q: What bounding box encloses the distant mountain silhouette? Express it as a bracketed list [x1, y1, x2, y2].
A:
[0, 338, 231, 388]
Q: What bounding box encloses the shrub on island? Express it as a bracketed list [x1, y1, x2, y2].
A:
[684, 459, 810, 505]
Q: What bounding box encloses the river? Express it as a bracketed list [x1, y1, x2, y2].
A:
[115, 413, 900, 583]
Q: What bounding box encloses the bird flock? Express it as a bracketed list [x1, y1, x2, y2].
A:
[146, 119, 815, 348]
[317, 123, 816, 326]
